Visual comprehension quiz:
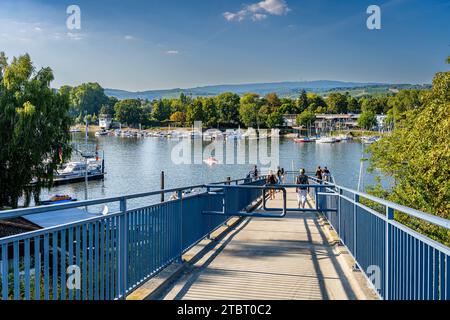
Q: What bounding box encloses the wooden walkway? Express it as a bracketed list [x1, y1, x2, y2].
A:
[155, 188, 377, 300]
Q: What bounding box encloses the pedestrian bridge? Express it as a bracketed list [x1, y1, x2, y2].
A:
[0, 173, 449, 300]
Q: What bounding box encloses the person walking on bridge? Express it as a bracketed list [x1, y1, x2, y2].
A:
[323, 167, 331, 182]
[296, 169, 309, 209]
[266, 170, 278, 200]
[253, 165, 259, 180]
[315, 166, 323, 181]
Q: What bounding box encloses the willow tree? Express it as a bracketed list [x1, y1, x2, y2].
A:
[0, 53, 72, 208]
[369, 71, 450, 244]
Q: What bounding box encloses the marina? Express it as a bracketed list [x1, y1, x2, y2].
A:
[35, 132, 381, 209]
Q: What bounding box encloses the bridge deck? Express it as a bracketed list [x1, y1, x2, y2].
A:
[156, 188, 377, 300]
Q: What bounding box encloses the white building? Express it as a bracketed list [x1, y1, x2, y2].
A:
[99, 114, 112, 130]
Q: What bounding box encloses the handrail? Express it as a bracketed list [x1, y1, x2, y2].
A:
[0, 177, 261, 220]
[204, 184, 288, 218]
[321, 181, 450, 230]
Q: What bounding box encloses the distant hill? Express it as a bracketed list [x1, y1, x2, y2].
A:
[105, 80, 429, 100]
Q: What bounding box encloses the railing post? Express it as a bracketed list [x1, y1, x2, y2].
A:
[178, 190, 183, 263]
[160, 171, 165, 203]
[314, 187, 319, 211]
[119, 198, 128, 299]
[338, 188, 343, 235]
[385, 206, 394, 300]
[354, 194, 359, 256]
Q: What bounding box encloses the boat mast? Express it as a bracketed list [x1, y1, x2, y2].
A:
[84, 119, 89, 203]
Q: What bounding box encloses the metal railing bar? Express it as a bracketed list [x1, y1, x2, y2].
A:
[389, 219, 450, 256]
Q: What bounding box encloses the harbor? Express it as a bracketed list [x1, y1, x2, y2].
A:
[34, 131, 381, 209]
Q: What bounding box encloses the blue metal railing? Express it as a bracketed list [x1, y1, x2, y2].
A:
[313, 181, 450, 300]
[1, 172, 449, 300]
[0, 177, 265, 300]
[209, 173, 450, 300]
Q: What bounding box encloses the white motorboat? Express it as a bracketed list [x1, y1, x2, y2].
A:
[55, 159, 103, 180]
[226, 129, 243, 141]
[335, 134, 351, 141]
[203, 157, 219, 166]
[316, 137, 337, 144]
[242, 127, 258, 140]
[361, 136, 381, 144]
[95, 130, 108, 137]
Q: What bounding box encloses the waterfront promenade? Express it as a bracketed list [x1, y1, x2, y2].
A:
[131, 188, 377, 300]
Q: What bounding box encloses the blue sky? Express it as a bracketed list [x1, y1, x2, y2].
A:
[0, 0, 449, 91]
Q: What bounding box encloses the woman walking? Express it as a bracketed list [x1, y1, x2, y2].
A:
[266, 170, 278, 200]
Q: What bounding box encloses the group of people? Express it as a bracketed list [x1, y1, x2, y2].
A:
[315, 166, 332, 182]
[260, 165, 332, 209]
[265, 167, 286, 200]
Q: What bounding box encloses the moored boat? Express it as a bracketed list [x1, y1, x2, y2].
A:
[316, 137, 337, 144]
[361, 136, 381, 144]
[203, 157, 219, 166]
[40, 195, 77, 205]
[294, 137, 314, 143]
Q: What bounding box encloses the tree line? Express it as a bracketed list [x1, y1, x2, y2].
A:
[63, 83, 425, 130]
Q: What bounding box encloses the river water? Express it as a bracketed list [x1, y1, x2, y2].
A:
[38, 133, 379, 210]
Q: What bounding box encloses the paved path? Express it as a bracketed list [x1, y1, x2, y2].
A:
[157, 188, 377, 300]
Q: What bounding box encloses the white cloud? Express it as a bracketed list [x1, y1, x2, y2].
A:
[166, 50, 179, 55]
[124, 35, 134, 40]
[224, 0, 290, 22]
[248, 0, 290, 15]
[223, 10, 247, 22]
[252, 13, 268, 21]
[34, 26, 42, 32]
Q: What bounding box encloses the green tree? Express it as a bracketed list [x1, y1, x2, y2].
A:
[297, 90, 309, 113]
[387, 89, 422, 122]
[215, 92, 240, 127]
[265, 92, 281, 110]
[151, 100, 171, 121]
[69, 82, 109, 116]
[327, 93, 348, 114]
[186, 99, 205, 125]
[202, 97, 218, 127]
[258, 105, 271, 128]
[296, 110, 316, 127]
[307, 93, 327, 112]
[239, 93, 261, 128]
[347, 96, 360, 113]
[278, 102, 297, 115]
[358, 110, 377, 130]
[361, 96, 389, 114]
[265, 111, 284, 128]
[114, 99, 143, 127]
[0, 53, 72, 208]
[59, 85, 73, 98]
[369, 71, 450, 244]
[99, 104, 114, 116]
